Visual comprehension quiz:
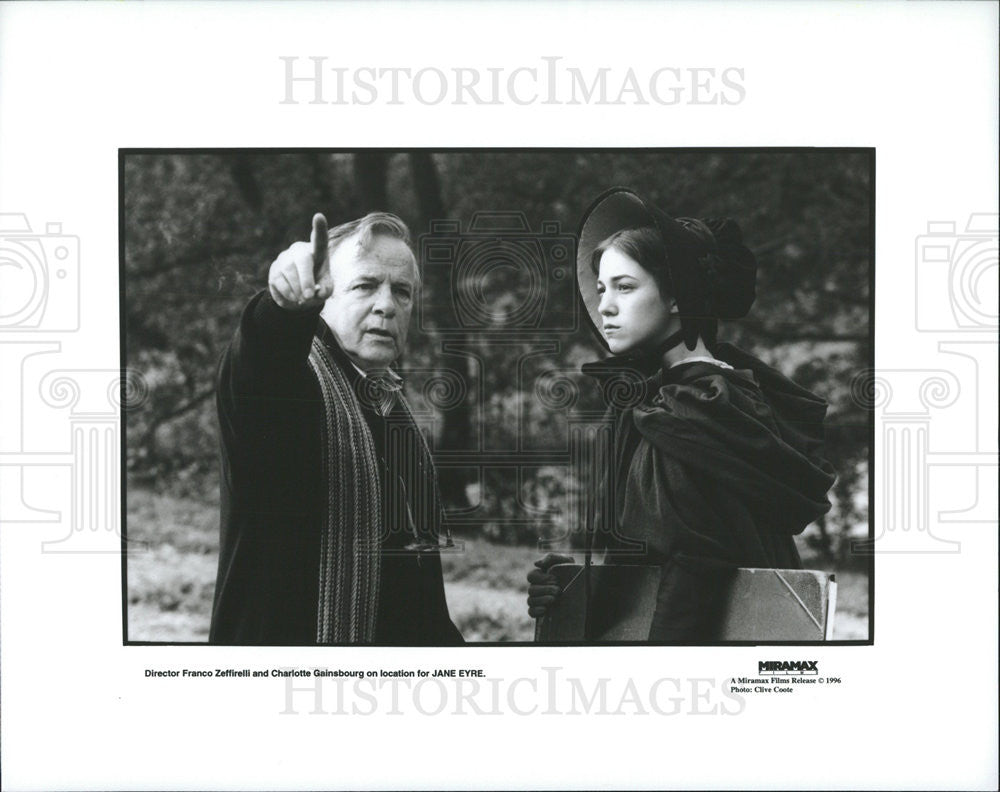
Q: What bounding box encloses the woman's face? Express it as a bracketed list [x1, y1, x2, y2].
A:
[596, 246, 675, 355]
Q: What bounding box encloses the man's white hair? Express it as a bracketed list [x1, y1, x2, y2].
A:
[327, 211, 419, 284]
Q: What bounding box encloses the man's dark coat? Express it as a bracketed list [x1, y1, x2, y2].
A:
[210, 291, 462, 645]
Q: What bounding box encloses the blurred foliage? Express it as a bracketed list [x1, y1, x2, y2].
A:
[124, 151, 871, 565]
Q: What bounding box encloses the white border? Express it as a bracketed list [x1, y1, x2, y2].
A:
[1, 2, 997, 790]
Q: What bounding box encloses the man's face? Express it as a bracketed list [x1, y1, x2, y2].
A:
[320, 234, 418, 372]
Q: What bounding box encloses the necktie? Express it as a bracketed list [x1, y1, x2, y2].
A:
[362, 370, 404, 417]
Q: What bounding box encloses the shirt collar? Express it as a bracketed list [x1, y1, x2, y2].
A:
[317, 321, 403, 385]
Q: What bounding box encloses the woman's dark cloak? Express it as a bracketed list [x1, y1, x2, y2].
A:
[583, 342, 837, 641]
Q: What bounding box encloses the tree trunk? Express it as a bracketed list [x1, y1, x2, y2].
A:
[409, 153, 476, 518]
[353, 152, 390, 211]
[227, 153, 262, 210]
[305, 152, 338, 220]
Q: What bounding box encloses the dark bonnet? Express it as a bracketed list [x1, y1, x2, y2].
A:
[576, 187, 757, 351]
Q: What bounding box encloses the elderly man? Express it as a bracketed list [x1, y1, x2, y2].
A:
[210, 212, 463, 645]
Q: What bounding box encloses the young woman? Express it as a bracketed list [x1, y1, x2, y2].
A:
[527, 187, 837, 641]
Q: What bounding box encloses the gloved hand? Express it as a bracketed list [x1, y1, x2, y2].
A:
[526, 553, 575, 619]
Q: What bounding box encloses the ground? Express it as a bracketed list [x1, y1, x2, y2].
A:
[125, 486, 869, 643]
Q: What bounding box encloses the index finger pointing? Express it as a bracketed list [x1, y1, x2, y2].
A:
[311, 213, 329, 281]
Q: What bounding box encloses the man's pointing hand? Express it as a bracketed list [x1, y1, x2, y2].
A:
[268, 213, 334, 310]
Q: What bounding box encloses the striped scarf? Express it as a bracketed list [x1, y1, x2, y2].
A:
[307, 337, 382, 644]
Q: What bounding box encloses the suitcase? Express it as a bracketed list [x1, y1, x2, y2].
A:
[534, 564, 837, 642]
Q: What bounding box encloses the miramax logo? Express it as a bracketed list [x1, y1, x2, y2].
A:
[758, 660, 819, 675]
